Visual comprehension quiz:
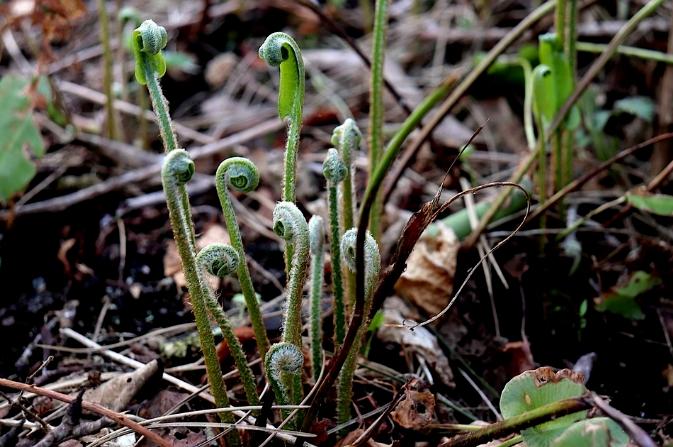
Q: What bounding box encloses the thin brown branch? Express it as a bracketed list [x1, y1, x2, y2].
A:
[0, 378, 171, 447]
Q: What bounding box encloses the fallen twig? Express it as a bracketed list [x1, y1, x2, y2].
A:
[0, 378, 171, 447]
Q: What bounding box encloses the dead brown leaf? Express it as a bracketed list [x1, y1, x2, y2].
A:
[391, 378, 436, 430]
[378, 296, 454, 387]
[83, 360, 160, 412]
[164, 224, 230, 289]
[394, 224, 459, 316]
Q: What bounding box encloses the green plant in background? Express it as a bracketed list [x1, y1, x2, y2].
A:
[308, 215, 326, 381]
[323, 148, 348, 348]
[258, 32, 305, 204]
[133, 21, 237, 444]
[196, 243, 260, 406]
[368, 0, 388, 241]
[96, 0, 118, 139]
[215, 157, 271, 358]
[337, 228, 381, 424]
[0, 75, 46, 203]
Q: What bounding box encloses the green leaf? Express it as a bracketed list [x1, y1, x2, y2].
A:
[614, 96, 655, 122]
[163, 50, 199, 75]
[552, 418, 629, 447]
[0, 74, 46, 203]
[595, 271, 660, 320]
[533, 64, 556, 125]
[625, 192, 673, 216]
[500, 368, 587, 447]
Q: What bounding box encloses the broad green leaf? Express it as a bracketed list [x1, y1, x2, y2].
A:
[595, 271, 660, 320]
[614, 96, 655, 122]
[0, 74, 46, 203]
[538, 34, 580, 129]
[625, 192, 673, 216]
[552, 418, 629, 447]
[500, 368, 587, 447]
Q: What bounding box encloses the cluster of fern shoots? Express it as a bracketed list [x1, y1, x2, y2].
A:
[132, 20, 380, 444]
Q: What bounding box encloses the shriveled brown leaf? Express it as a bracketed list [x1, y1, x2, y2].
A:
[394, 224, 459, 315]
[164, 224, 230, 289]
[378, 296, 454, 387]
[139, 389, 190, 420]
[391, 378, 436, 430]
[83, 360, 160, 412]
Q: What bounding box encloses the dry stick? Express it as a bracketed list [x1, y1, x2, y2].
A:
[0, 378, 170, 447]
[590, 393, 657, 447]
[57, 81, 214, 145]
[526, 132, 673, 222]
[2, 118, 283, 218]
[465, 0, 667, 248]
[60, 328, 317, 446]
[382, 0, 557, 203]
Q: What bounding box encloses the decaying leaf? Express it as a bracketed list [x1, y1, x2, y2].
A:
[83, 360, 160, 412]
[164, 224, 230, 289]
[394, 224, 459, 315]
[378, 296, 454, 387]
[391, 378, 436, 430]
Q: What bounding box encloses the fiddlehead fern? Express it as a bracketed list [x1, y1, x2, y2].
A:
[308, 216, 325, 381]
[264, 342, 303, 411]
[331, 119, 362, 231]
[272, 202, 310, 348]
[215, 157, 270, 358]
[161, 150, 237, 442]
[258, 32, 305, 203]
[323, 149, 347, 348]
[273, 202, 309, 408]
[131, 20, 176, 152]
[337, 228, 381, 424]
[196, 244, 260, 406]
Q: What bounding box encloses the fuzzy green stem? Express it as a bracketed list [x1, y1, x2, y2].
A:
[161, 151, 238, 445]
[323, 148, 347, 348]
[136, 22, 236, 444]
[196, 244, 260, 406]
[467, 0, 666, 248]
[336, 229, 380, 425]
[97, 0, 118, 139]
[273, 202, 309, 405]
[331, 119, 362, 315]
[259, 32, 305, 204]
[331, 119, 361, 234]
[273, 202, 310, 348]
[308, 216, 325, 381]
[368, 0, 388, 241]
[215, 157, 270, 359]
